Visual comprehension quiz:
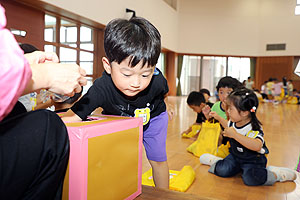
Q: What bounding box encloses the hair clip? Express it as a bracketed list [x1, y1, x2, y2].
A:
[250, 106, 256, 112]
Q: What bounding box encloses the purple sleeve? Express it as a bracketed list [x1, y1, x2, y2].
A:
[0, 5, 32, 121]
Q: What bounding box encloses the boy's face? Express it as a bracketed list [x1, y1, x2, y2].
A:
[218, 87, 233, 104]
[103, 57, 154, 97]
[188, 103, 205, 113]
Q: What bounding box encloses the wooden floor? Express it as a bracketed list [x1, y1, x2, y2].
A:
[141, 96, 300, 200]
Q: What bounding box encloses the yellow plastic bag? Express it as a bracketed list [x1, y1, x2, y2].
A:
[186, 121, 229, 158]
[287, 96, 298, 104]
[182, 124, 201, 138]
[142, 166, 195, 192]
[216, 142, 230, 158]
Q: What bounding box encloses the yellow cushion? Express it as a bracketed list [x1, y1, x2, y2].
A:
[182, 124, 201, 138]
[142, 166, 195, 192]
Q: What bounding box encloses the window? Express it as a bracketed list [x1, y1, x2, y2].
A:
[180, 56, 201, 95]
[179, 55, 251, 97]
[44, 14, 96, 94]
[201, 56, 227, 96]
[156, 53, 166, 76]
[227, 57, 250, 83]
[295, 0, 300, 15]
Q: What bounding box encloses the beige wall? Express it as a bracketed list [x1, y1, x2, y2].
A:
[42, 0, 179, 51]
[178, 0, 260, 56]
[178, 0, 300, 57]
[42, 0, 300, 57]
[258, 0, 300, 56]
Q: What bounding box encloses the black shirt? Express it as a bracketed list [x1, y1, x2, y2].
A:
[196, 102, 213, 124]
[228, 121, 269, 159]
[71, 69, 169, 126]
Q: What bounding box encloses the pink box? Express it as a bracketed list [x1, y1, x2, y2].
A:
[62, 115, 143, 200]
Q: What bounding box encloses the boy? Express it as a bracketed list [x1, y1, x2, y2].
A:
[203, 76, 243, 143]
[182, 91, 211, 136]
[63, 17, 169, 188]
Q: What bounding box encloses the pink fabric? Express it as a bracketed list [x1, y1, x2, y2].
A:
[0, 5, 31, 121]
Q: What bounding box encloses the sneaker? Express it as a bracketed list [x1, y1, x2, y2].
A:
[200, 153, 223, 166]
[267, 165, 297, 182]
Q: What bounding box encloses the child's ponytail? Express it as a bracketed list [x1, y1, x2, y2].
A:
[249, 108, 262, 131]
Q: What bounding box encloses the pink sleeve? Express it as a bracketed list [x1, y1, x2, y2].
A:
[0, 5, 32, 121]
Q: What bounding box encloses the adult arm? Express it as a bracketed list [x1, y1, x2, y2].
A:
[0, 5, 31, 121]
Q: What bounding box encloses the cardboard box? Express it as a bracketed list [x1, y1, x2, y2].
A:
[62, 115, 143, 200]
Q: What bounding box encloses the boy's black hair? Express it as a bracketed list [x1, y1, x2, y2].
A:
[199, 88, 210, 97]
[227, 88, 262, 131]
[104, 17, 161, 68]
[19, 43, 39, 54]
[187, 91, 205, 106]
[216, 76, 243, 91]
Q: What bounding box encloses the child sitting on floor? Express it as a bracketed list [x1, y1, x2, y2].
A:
[181, 91, 209, 137]
[202, 76, 243, 145]
[200, 88, 297, 186]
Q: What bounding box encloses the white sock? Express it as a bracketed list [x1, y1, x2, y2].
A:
[200, 153, 223, 166]
[267, 165, 297, 182]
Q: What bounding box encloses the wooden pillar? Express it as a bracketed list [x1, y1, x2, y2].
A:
[165, 51, 177, 96]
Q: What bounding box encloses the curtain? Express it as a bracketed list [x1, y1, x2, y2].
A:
[177, 55, 183, 96]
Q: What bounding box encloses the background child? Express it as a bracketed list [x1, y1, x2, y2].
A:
[203, 76, 243, 144]
[288, 80, 294, 96]
[63, 17, 170, 188]
[200, 88, 297, 186]
[181, 91, 208, 136]
[199, 88, 213, 107]
[245, 76, 254, 90]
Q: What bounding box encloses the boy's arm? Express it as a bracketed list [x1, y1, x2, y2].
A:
[62, 109, 82, 122]
[182, 122, 201, 134]
[223, 127, 263, 151]
[164, 95, 175, 120]
[209, 111, 228, 128]
[202, 105, 211, 120]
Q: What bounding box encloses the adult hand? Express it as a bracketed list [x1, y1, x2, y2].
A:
[39, 63, 87, 96]
[24, 51, 59, 64]
[23, 51, 87, 96]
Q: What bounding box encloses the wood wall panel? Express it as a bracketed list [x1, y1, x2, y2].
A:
[255, 56, 300, 90]
[1, 0, 44, 50]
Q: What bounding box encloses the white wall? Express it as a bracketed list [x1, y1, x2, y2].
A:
[42, 0, 179, 51]
[42, 0, 300, 56]
[178, 0, 300, 57]
[178, 0, 260, 56]
[258, 0, 300, 56]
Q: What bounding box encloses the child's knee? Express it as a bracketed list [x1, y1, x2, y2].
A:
[242, 169, 267, 186]
[149, 160, 168, 168]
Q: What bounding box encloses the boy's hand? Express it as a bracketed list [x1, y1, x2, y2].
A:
[223, 127, 237, 138]
[209, 111, 220, 121]
[167, 108, 175, 120]
[165, 102, 175, 120]
[202, 105, 211, 115]
[181, 127, 192, 135]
